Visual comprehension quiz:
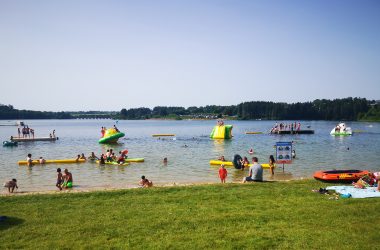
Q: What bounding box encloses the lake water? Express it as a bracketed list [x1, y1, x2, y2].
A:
[1, 119, 379, 192]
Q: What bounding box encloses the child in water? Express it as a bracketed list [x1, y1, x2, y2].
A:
[269, 155, 275, 175]
[39, 157, 46, 164]
[56, 168, 63, 191]
[218, 164, 228, 183]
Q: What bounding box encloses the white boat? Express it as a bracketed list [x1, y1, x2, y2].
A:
[0, 121, 24, 126]
[330, 123, 352, 136]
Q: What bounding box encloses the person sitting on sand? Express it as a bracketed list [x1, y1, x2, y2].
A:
[218, 155, 226, 161]
[62, 169, 73, 189]
[242, 157, 263, 183]
[56, 168, 63, 191]
[3, 179, 18, 193]
[39, 157, 46, 164]
[139, 176, 153, 188]
[79, 153, 86, 160]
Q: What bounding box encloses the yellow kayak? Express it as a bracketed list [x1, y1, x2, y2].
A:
[209, 160, 273, 169]
[152, 134, 175, 137]
[18, 159, 86, 165]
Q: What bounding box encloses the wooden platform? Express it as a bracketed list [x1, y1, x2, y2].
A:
[10, 137, 58, 142]
[271, 130, 314, 135]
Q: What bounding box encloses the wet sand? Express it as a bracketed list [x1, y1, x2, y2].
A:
[0, 177, 308, 197]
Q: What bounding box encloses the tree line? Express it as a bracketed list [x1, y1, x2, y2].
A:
[1, 97, 379, 121]
[0, 104, 72, 119]
[119, 98, 378, 121]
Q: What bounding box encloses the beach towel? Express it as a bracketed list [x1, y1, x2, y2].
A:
[326, 186, 380, 199]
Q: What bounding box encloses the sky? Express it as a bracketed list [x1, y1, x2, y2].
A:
[0, 0, 379, 111]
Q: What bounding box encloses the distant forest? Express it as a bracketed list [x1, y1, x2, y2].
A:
[1, 97, 379, 121]
[119, 98, 379, 121]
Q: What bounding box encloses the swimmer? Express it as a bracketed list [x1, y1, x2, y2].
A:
[75, 154, 80, 162]
[39, 157, 46, 164]
[248, 148, 254, 154]
[218, 156, 226, 161]
[99, 154, 106, 164]
[163, 157, 168, 164]
[117, 153, 126, 164]
[88, 152, 99, 161]
[79, 153, 86, 160]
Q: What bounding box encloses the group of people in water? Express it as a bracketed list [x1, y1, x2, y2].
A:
[270, 122, 301, 133]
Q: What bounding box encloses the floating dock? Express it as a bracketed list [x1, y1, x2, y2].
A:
[245, 132, 263, 134]
[271, 130, 314, 135]
[11, 137, 58, 142]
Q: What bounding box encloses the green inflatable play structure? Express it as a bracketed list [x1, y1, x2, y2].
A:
[99, 128, 125, 144]
[210, 121, 233, 139]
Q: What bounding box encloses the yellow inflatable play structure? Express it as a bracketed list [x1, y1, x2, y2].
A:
[210, 120, 233, 139]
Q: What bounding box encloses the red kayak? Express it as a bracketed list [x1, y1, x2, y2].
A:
[313, 169, 369, 183]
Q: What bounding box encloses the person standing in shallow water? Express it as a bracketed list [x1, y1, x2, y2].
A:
[269, 155, 275, 175]
[218, 164, 227, 183]
[3, 179, 18, 193]
[56, 168, 63, 191]
[27, 153, 33, 167]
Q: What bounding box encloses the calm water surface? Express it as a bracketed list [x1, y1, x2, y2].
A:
[1, 120, 379, 192]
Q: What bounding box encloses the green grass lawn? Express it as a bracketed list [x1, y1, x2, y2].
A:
[1, 180, 379, 249]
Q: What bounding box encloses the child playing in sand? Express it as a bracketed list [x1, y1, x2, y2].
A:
[3, 179, 18, 193]
[219, 164, 227, 183]
[139, 176, 153, 188]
